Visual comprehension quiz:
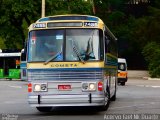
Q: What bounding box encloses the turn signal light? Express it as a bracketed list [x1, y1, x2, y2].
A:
[118, 72, 127, 77]
[98, 81, 103, 91]
[28, 83, 32, 92]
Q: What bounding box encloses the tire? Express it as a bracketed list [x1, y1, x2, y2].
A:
[36, 107, 52, 112]
[121, 82, 125, 86]
[99, 86, 110, 111]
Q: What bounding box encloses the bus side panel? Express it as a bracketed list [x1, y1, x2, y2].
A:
[105, 54, 117, 98]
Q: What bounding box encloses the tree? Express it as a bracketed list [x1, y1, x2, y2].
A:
[0, 0, 92, 49]
[46, 0, 92, 15]
[142, 42, 160, 77]
[0, 0, 41, 49]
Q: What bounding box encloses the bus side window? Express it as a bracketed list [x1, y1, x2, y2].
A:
[107, 36, 117, 56]
[105, 36, 110, 53]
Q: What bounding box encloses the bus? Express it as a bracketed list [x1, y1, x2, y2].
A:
[20, 49, 27, 80]
[0, 49, 21, 79]
[27, 15, 118, 112]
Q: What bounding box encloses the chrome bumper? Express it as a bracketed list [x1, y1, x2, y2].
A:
[28, 94, 105, 107]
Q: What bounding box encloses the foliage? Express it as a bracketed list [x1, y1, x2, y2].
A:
[46, 0, 92, 15]
[142, 42, 160, 77]
[0, 0, 92, 49]
[0, 0, 41, 49]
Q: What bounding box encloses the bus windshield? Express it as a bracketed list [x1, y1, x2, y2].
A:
[28, 29, 100, 62]
[118, 63, 126, 71]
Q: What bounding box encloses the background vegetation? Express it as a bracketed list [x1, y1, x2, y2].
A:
[0, 0, 160, 77]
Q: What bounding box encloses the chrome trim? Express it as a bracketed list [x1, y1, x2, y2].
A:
[28, 70, 103, 81]
[28, 94, 105, 107]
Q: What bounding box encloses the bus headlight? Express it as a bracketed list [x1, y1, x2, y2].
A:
[34, 83, 47, 92]
[82, 83, 88, 90]
[89, 83, 96, 91]
[41, 84, 47, 91]
[82, 82, 96, 91]
[34, 84, 41, 91]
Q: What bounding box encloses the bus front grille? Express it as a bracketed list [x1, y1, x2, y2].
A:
[28, 69, 103, 81]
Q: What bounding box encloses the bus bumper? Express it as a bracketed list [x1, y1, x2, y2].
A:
[28, 94, 105, 107]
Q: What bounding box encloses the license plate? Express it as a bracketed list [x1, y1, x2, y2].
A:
[58, 85, 71, 91]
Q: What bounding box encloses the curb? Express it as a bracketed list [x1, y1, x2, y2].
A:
[148, 78, 160, 80]
[0, 79, 22, 81]
[128, 77, 160, 80]
[142, 77, 160, 80]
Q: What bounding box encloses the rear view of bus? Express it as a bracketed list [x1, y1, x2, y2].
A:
[27, 15, 117, 112]
[118, 58, 128, 86]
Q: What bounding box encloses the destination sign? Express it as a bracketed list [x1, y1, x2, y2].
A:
[33, 23, 46, 28]
[47, 22, 83, 27]
[84, 22, 98, 27]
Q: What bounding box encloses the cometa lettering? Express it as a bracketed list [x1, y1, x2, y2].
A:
[51, 64, 78, 68]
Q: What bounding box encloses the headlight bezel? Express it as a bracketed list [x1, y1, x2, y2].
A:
[33, 83, 48, 92]
[82, 82, 96, 91]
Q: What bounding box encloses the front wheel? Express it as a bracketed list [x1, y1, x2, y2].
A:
[36, 107, 52, 112]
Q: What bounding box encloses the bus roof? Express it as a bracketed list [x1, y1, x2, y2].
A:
[28, 15, 104, 30]
[28, 14, 117, 41]
[36, 14, 102, 22]
[118, 58, 127, 63]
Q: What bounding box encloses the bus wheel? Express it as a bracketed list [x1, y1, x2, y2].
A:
[100, 87, 110, 111]
[121, 82, 125, 86]
[36, 107, 52, 112]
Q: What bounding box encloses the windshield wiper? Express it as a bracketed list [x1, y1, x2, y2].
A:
[44, 51, 61, 65]
[72, 40, 85, 64]
[83, 32, 95, 61]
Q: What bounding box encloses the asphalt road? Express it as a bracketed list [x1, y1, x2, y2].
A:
[0, 78, 160, 120]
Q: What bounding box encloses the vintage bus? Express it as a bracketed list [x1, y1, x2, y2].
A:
[27, 15, 118, 112]
[0, 49, 21, 79]
[20, 49, 27, 80]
